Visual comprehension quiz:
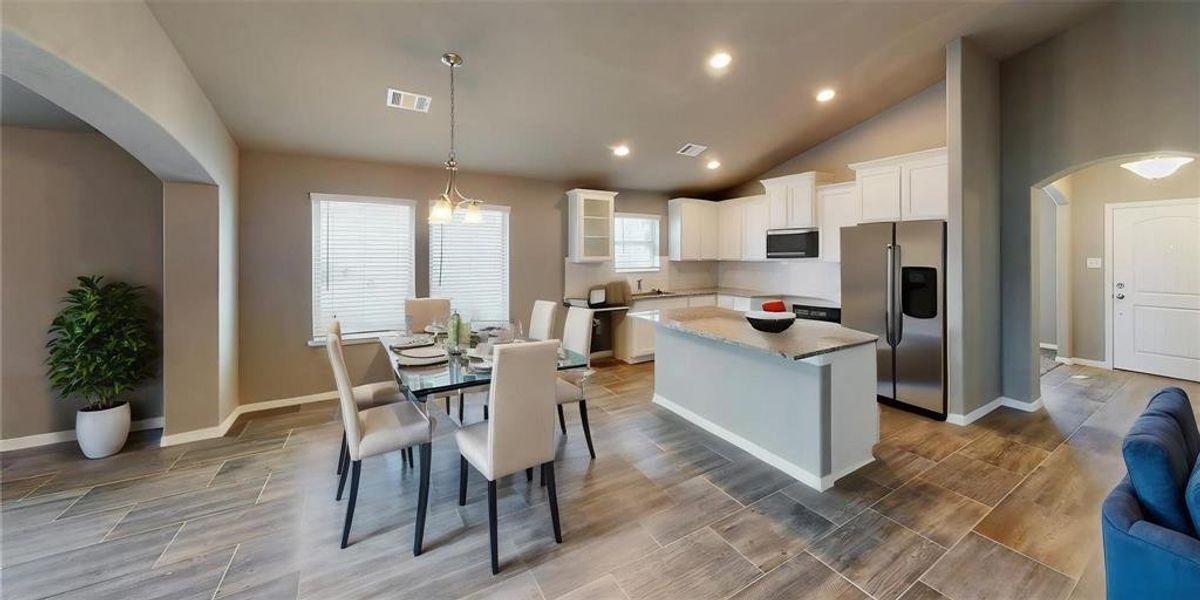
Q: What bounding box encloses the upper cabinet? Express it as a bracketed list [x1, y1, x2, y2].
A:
[816, 182, 858, 263]
[567, 188, 617, 263]
[717, 199, 744, 260]
[849, 147, 948, 223]
[668, 198, 719, 261]
[741, 195, 769, 261]
[760, 172, 833, 230]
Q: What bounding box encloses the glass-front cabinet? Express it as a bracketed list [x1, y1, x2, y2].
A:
[567, 188, 617, 263]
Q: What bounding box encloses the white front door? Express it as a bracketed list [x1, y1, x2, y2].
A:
[1112, 200, 1200, 381]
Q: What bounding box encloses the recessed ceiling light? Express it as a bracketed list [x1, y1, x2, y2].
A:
[708, 52, 732, 70]
[816, 88, 836, 102]
[706, 160, 721, 170]
[1120, 155, 1194, 180]
[612, 144, 631, 157]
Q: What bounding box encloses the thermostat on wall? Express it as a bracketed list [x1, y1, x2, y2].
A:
[1086, 258, 1103, 269]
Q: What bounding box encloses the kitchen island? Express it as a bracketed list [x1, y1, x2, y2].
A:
[630, 306, 878, 490]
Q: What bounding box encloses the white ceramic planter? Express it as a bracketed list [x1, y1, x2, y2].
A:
[76, 402, 130, 459]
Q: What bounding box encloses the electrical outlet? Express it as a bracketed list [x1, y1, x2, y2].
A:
[1086, 257, 1102, 269]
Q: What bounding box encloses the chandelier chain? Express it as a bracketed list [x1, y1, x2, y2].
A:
[448, 59, 456, 164]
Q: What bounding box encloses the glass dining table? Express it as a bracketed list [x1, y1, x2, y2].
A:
[378, 334, 589, 405]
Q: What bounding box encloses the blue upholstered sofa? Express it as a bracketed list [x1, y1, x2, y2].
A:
[1103, 386, 1200, 598]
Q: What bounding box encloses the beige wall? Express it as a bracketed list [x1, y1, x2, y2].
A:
[720, 80, 946, 196]
[238, 150, 668, 405]
[1000, 2, 1200, 401]
[1, 127, 163, 439]
[1053, 159, 1200, 362]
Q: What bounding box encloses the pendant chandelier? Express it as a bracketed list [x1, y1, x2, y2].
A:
[429, 51, 484, 224]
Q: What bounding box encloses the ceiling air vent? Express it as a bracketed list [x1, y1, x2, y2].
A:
[676, 143, 708, 157]
[386, 88, 432, 113]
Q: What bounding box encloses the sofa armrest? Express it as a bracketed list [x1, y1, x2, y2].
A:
[1103, 479, 1200, 598]
[1128, 520, 1200, 566]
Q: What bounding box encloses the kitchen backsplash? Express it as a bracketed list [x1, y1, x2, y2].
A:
[564, 258, 718, 300]
[717, 260, 841, 302]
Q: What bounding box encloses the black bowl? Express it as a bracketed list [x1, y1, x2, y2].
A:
[745, 311, 795, 333]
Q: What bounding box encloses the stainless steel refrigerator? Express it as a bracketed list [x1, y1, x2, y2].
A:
[840, 220, 946, 419]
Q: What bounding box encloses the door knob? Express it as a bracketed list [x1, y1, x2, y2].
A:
[1115, 293, 1126, 300]
[1116, 282, 1125, 289]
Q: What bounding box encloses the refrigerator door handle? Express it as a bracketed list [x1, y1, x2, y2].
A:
[893, 243, 903, 344]
[885, 244, 896, 346]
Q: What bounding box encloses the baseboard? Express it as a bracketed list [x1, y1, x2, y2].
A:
[1039, 343, 1058, 351]
[1054, 356, 1074, 365]
[0, 417, 165, 453]
[159, 389, 341, 447]
[1070, 357, 1109, 369]
[946, 395, 1044, 426]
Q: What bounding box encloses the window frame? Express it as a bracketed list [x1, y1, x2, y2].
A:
[428, 202, 512, 322]
[309, 193, 417, 345]
[612, 212, 663, 273]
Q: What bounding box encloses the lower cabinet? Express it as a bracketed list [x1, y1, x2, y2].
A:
[687, 294, 717, 307]
[616, 296, 688, 363]
[717, 294, 752, 312]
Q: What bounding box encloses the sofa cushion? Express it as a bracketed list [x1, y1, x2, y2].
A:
[1124, 411, 1195, 535]
[1144, 387, 1200, 468]
[1188, 461, 1200, 534]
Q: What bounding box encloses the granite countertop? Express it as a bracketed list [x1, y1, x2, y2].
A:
[629, 305, 876, 360]
[630, 287, 781, 300]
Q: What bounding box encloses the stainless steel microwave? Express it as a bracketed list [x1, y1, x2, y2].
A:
[766, 228, 819, 258]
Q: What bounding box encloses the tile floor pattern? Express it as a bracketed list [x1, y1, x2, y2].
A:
[2, 360, 1197, 600]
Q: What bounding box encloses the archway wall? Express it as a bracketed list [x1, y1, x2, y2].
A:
[999, 2, 1200, 402]
[2, 0, 240, 437]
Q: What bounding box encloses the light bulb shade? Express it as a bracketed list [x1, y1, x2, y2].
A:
[463, 202, 483, 223]
[1120, 156, 1194, 180]
[429, 196, 454, 224]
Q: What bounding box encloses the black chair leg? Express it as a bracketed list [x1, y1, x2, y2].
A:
[407, 447, 415, 468]
[579, 400, 596, 459]
[458, 455, 468, 506]
[414, 443, 432, 556]
[487, 480, 499, 575]
[336, 451, 350, 500]
[525, 467, 533, 482]
[483, 404, 489, 420]
[540, 463, 546, 487]
[458, 395, 465, 423]
[557, 404, 567, 435]
[545, 461, 562, 543]
[337, 431, 347, 475]
[340, 460, 361, 548]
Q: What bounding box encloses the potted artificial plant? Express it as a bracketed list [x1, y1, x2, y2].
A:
[46, 276, 156, 458]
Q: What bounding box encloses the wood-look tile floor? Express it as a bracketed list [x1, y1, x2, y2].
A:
[3, 360, 1198, 600]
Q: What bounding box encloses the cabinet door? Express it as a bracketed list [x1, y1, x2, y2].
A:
[717, 294, 735, 309]
[718, 201, 743, 260]
[766, 185, 789, 230]
[902, 156, 949, 220]
[687, 294, 717, 307]
[680, 202, 703, 259]
[700, 203, 719, 260]
[630, 297, 688, 357]
[818, 186, 857, 262]
[742, 196, 769, 260]
[858, 166, 901, 222]
[732, 296, 752, 312]
[788, 182, 817, 228]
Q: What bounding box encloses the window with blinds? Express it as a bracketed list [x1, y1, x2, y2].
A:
[429, 205, 510, 322]
[311, 194, 416, 339]
[613, 213, 662, 272]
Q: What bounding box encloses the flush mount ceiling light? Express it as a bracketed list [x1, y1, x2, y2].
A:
[1119, 155, 1195, 180]
[816, 88, 836, 102]
[429, 51, 484, 225]
[612, 144, 631, 157]
[708, 52, 732, 70]
[706, 159, 721, 170]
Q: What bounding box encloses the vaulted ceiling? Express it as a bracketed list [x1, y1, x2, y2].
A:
[148, 1, 1103, 194]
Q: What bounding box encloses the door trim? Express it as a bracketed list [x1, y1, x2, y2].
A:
[1104, 197, 1200, 372]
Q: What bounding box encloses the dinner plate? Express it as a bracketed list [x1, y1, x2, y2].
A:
[389, 334, 434, 351]
[424, 325, 446, 334]
[394, 354, 448, 367]
[400, 346, 446, 359]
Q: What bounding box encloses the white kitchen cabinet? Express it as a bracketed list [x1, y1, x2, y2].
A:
[687, 294, 717, 307]
[668, 198, 718, 261]
[622, 296, 689, 361]
[849, 148, 947, 223]
[817, 182, 858, 262]
[760, 172, 833, 230]
[567, 188, 617, 262]
[717, 200, 743, 260]
[717, 294, 752, 312]
[741, 195, 769, 261]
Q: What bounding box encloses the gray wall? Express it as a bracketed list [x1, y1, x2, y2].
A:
[1, 127, 163, 439]
[1056, 159, 1200, 362]
[1038, 191, 1057, 347]
[1000, 2, 1200, 401]
[947, 38, 1002, 418]
[720, 80, 946, 196]
[238, 150, 669, 405]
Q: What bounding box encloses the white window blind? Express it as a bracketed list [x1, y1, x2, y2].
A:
[613, 213, 661, 272]
[429, 205, 510, 322]
[311, 194, 415, 339]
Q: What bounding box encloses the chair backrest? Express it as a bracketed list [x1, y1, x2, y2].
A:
[562, 307, 594, 364]
[406, 297, 451, 332]
[486, 340, 560, 478]
[528, 300, 558, 341]
[325, 320, 364, 460]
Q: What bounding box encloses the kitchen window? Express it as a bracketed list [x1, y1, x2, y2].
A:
[311, 194, 416, 341]
[429, 204, 510, 322]
[613, 213, 661, 272]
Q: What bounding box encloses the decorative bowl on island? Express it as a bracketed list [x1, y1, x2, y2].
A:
[745, 310, 796, 333]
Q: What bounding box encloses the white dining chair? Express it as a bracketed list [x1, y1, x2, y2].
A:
[327, 327, 435, 552]
[404, 297, 459, 416]
[325, 320, 413, 477]
[528, 300, 558, 342]
[455, 340, 563, 574]
[555, 306, 597, 459]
